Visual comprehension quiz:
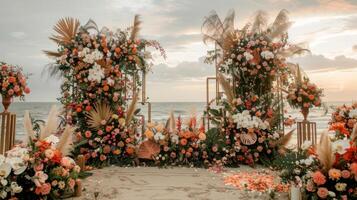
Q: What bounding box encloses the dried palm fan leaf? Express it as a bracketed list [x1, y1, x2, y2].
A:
[317, 132, 335, 171]
[240, 132, 257, 145]
[43, 50, 63, 58]
[130, 15, 141, 41]
[137, 140, 160, 159]
[251, 10, 268, 34]
[56, 125, 74, 156]
[125, 92, 139, 125]
[218, 73, 234, 105]
[86, 103, 114, 130]
[202, 9, 235, 48]
[274, 129, 295, 148]
[351, 124, 357, 146]
[267, 9, 292, 40]
[39, 105, 59, 140]
[23, 110, 34, 145]
[49, 17, 80, 45]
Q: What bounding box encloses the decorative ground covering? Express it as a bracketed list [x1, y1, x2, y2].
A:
[74, 166, 288, 200]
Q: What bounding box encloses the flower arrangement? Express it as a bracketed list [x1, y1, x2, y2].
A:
[0, 62, 30, 99]
[287, 77, 323, 120]
[44, 16, 165, 166]
[0, 107, 82, 199]
[202, 10, 304, 166]
[276, 126, 357, 199]
[138, 112, 208, 167]
[329, 103, 357, 139]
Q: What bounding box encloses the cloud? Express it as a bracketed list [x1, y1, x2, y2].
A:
[9, 32, 26, 39]
[148, 57, 214, 82]
[290, 54, 357, 71]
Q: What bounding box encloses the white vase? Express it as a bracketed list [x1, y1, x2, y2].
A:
[290, 185, 302, 200]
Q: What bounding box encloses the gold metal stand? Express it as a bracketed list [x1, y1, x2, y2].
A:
[0, 112, 16, 154]
[297, 120, 317, 148]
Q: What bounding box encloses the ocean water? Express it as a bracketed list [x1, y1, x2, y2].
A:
[8, 101, 349, 141]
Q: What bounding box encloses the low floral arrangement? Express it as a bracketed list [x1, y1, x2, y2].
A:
[0, 62, 30, 99]
[0, 107, 82, 200]
[137, 112, 208, 167]
[75, 102, 137, 166]
[276, 128, 357, 199]
[44, 16, 165, 166]
[287, 77, 323, 119]
[329, 103, 357, 139]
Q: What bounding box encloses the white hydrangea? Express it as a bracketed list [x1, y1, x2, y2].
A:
[170, 134, 179, 144]
[232, 110, 269, 130]
[260, 50, 274, 60]
[349, 109, 357, 118]
[88, 63, 105, 83]
[83, 49, 103, 64]
[78, 47, 90, 58]
[243, 52, 254, 61]
[44, 135, 59, 146]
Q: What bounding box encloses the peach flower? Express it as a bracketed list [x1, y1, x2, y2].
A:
[317, 187, 329, 199]
[312, 171, 326, 185]
[328, 169, 341, 180]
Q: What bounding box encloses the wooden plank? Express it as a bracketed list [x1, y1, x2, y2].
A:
[0, 113, 6, 154]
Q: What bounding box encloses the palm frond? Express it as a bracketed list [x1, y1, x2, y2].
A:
[317, 132, 335, 171]
[50, 17, 80, 45]
[130, 15, 141, 41]
[23, 110, 34, 145]
[86, 103, 114, 130]
[39, 105, 59, 140]
[126, 92, 139, 125]
[56, 125, 74, 156]
[276, 129, 295, 147]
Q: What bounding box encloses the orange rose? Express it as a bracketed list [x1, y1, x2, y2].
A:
[103, 145, 111, 154]
[180, 138, 187, 146]
[8, 76, 16, 83]
[103, 85, 109, 92]
[308, 94, 315, 100]
[126, 146, 134, 155]
[115, 47, 121, 54]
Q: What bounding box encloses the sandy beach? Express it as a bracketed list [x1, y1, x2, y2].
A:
[74, 166, 288, 200]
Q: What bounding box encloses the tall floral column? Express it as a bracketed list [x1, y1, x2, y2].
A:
[44, 16, 165, 167]
[202, 10, 306, 166]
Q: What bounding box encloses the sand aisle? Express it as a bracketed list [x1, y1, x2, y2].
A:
[74, 166, 288, 200]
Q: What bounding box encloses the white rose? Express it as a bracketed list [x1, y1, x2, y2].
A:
[332, 139, 350, 154]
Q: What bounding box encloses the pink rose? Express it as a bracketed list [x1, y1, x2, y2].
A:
[68, 178, 76, 189]
[13, 85, 20, 92]
[34, 163, 44, 171]
[341, 170, 350, 179]
[40, 183, 52, 195]
[317, 187, 328, 199]
[312, 171, 326, 185]
[61, 157, 75, 169]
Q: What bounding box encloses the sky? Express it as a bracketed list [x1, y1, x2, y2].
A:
[1, 0, 357, 102]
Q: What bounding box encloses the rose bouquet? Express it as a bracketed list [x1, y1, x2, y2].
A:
[287, 77, 323, 120]
[0, 107, 82, 199]
[44, 16, 165, 166]
[329, 103, 357, 139]
[0, 62, 30, 99]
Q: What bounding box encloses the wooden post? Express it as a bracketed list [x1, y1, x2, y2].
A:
[0, 112, 16, 154]
[297, 120, 317, 148]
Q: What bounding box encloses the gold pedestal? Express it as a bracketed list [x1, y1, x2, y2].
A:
[0, 112, 16, 154]
[297, 120, 317, 148]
